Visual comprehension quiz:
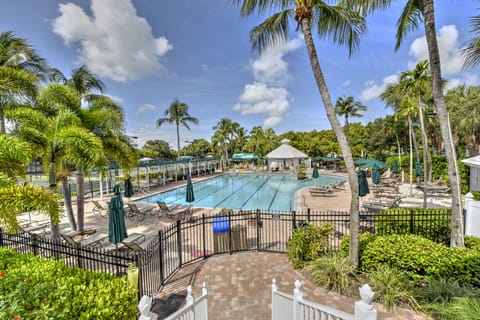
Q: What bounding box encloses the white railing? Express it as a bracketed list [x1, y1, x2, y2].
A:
[165, 283, 208, 320]
[271, 279, 377, 320]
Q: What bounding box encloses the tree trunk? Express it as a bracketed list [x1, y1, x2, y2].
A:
[176, 123, 181, 156]
[301, 18, 359, 268]
[76, 164, 85, 232]
[418, 105, 428, 208]
[48, 162, 61, 241]
[61, 176, 77, 231]
[0, 108, 5, 135]
[423, 0, 463, 247]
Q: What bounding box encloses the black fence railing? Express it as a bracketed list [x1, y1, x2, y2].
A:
[1, 208, 452, 297]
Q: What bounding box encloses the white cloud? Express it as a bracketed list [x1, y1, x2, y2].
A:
[342, 80, 351, 87]
[234, 37, 301, 127]
[251, 37, 303, 86]
[360, 74, 399, 101]
[138, 104, 156, 112]
[233, 82, 289, 127]
[52, 0, 173, 82]
[408, 25, 464, 76]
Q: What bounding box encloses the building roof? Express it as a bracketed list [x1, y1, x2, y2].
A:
[265, 139, 308, 159]
[462, 155, 480, 168]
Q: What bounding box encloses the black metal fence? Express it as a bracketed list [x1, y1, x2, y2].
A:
[0, 208, 451, 297]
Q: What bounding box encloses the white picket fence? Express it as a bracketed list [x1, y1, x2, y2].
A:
[271, 279, 377, 320]
[164, 283, 208, 320]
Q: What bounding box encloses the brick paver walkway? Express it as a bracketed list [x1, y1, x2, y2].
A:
[152, 252, 429, 320]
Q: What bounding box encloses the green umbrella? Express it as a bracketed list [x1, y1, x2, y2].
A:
[372, 164, 381, 185]
[186, 175, 195, 203]
[355, 158, 389, 169]
[124, 177, 134, 198]
[392, 159, 399, 174]
[109, 184, 128, 248]
[415, 160, 422, 177]
[358, 169, 370, 197]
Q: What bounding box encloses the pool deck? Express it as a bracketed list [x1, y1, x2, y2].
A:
[23, 168, 442, 319]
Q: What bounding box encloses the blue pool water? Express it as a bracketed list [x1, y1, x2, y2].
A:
[136, 173, 346, 211]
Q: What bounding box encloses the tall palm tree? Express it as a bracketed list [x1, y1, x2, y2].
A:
[212, 118, 238, 165]
[0, 31, 48, 134]
[234, 0, 366, 267]
[334, 95, 367, 139]
[463, 14, 480, 69]
[8, 106, 103, 240]
[360, 0, 464, 247]
[156, 99, 199, 157]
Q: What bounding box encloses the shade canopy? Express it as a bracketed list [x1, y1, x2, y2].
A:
[186, 175, 195, 203]
[392, 159, 399, 174]
[266, 139, 307, 159]
[108, 184, 128, 245]
[232, 153, 257, 161]
[415, 160, 423, 177]
[372, 164, 381, 185]
[355, 158, 389, 169]
[124, 177, 134, 198]
[358, 170, 370, 197]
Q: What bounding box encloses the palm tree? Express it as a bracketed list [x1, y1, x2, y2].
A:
[156, 99, 199, 157]
[357, 0, 464, 247]
[334, 95, 367, 139]
[212, 118, 238, 166]
[234, 0, 366, 267]
[8, 105, 103, 239]
[0, 31, 47, 134]
[463, 14, 480, 69]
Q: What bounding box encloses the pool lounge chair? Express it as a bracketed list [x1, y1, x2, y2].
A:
[61, 232, 109, 248]
[92, 200, 108, 217]
[126, 203, 152, 221]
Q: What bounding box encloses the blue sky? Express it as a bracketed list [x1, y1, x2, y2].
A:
[1, 0, 479, 149]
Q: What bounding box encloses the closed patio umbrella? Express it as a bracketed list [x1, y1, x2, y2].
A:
[124, 176, 134, 198]
[109, 184, 128, 250]
[186, 175, 195, 203]
[415, 160, 422, 177]
[372, 164, 381, 185]
[358, 169, 370, 197]
[312, 164, 319, 186]
[392, 159, 399, 175]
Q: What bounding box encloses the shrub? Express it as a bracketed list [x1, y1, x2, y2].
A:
[367, 265, 418, 312]
[306, 254, 355, 296]
[465, 235, 480, 251]
[339, 232, 376, 263]
[0, 247, 138, 319]
[286, 223, 334, 269]
[415, 276, 480, 305]
[427, 297, 480, 320]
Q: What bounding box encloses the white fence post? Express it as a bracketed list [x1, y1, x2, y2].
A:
[292, 280, 303, 320]
[354, 284, 377, 320]
[186, 285, 194, 306]
[463, 192, 480, 236]
[271, 278, 277, 320]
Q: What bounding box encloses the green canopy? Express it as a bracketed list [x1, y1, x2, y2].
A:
[355, 158, 389, 169]
[392, 159, 399, 174]
[124, 177, 134, 198]
[372, 164, 381, 185]
[358, 170, 370, 197]
[415, 160, 422, 177]
[108, 184, 128, 245]
[232, 153, 257, 161]
[186, 175, 195, 203]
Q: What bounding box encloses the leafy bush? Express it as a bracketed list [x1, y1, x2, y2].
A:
[306, 254, 355, 296]
[360, 234, 480, 287]
[339, 232, 376, 263]
[465, 235, 480, 251]
[415, 277, 480, 305]
[374, 208, 451, 244]
[286, 223, 334, 269]
[426, 297, 480, 320]
[0, 247, 138, 319]
[367, 265, 418, 312]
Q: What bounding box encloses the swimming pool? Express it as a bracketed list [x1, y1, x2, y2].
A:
[137, 173, 346, 212]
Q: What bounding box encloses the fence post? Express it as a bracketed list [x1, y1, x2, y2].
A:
[307, 208, 310, 222]
[228, 210, 233, 253]
[158, 230, 164, 285]
[256, 209, 260, 251]
[409, 209, 414, 234]
[202, 214, 207, 258]
[186, 285, 194, 306]
[135, 254, 143, 300]
[292, 210, 297, 230]
[176, 220, 183, 267]
[354, 284, 377, 320]
[271, 278, 278, 320]
[292, 280, 303, 320]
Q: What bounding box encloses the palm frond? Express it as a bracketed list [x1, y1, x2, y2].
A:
[250, 10, 293, 54]
[463, 15, 480, 68]
[232, 0, 291, 17]
[395, 0, 423, 51]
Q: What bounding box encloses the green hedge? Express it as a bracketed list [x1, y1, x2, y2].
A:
[0, 247, 138, 319]
[359, 234, 480, 287]
[374, 208, 451, 244]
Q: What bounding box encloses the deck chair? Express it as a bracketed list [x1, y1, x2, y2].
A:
[156, 202, 181, 214]
[126, 203, 153, 221]
[92, 200, 108, 217]
[122, 238, 152, 252]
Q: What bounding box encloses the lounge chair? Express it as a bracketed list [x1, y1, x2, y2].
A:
[309, 185, 335, 196]
[126, 203, 153, 221]
[61, 232, 109, 248]
[122, 237, 153, 252]
[164, 205, 193, 220]
[156, 202, 181, 215]
[92, 200, 108, 217]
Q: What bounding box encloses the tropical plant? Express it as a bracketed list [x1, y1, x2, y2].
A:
[234, 0, 367, 268]
[156, 99, 199, 156]
[306, 253, 355, 296]
[334, 95, 367, 139]
[353, 0, 464, 247]
[0, 31, 47, 134]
